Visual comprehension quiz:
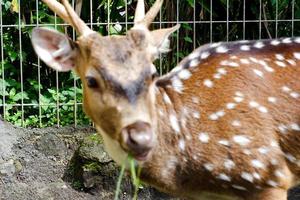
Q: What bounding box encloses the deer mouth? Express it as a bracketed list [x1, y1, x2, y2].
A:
[131, 150, 151, 161]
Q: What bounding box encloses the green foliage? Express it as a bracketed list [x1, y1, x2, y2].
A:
[0, 0, 299, 127]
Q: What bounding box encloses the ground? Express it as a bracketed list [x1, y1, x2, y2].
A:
[0, 120, 176, 200]
[0, 120, 299, 200]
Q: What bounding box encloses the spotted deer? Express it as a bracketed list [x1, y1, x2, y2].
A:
[31, 0, 300, 199]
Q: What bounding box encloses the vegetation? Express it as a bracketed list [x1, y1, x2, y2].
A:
[0, 0, 299, 127]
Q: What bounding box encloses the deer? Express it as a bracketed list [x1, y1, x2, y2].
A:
[30, 0, 300, 199]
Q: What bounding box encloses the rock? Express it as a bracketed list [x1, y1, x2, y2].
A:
[0, 120, 20, 161]
[35, 133, 67, 158]
[0, 159, 16, 177]
[78, 133, 111, 163]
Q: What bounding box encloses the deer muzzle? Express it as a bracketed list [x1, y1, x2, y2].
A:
[121, 121, 154, 161]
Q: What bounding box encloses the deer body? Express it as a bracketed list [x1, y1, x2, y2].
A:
[31, 1, 300, 199]
[136, 39, 300, 199]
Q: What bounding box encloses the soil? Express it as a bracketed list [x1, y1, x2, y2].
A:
[0, 119, 299, 200]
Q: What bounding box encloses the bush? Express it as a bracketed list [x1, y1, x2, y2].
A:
[0, 0, 299, 127]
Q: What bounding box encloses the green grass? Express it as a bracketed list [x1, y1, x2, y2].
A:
[114, 155, 142, 200]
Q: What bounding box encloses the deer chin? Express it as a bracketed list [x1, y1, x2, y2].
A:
[96, 126, 128, 166]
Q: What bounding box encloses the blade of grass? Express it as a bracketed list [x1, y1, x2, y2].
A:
[114, 159, 126, 200]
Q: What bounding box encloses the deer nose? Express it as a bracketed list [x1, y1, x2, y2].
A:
[121, 121, 154, 161]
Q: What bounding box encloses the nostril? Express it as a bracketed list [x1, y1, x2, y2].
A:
[129, 130, 152, 146]
[121, 121, 154, 153]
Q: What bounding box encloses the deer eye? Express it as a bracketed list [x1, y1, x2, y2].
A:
[86, 76, 98, 88]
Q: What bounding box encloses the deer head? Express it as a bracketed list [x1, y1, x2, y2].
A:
[31, 0, 179, 163]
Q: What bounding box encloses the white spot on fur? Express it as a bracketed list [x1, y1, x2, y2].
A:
[290, 123, 300, 131]
[278, 124, 288, 134]
[188, 51, 200, 60]
[285, 153, 297, 163]
[169, 114, 180, 133]
[216, 110, 225, 117]
[220, 60, 239, 67]
[232, 185, 247, 191]
[219, 140, 230, 146]
[178, 69, 192, 80]
[275, 54, 285, 60]
[234, 97, 244, 103]
[271, 40, 280, 46]
[295, 37, 300, 43]
[290, 92, 299, 99]
[200, 51, 210, 59]
[274, 170, 285, 178]
[178, 139, 185, 151]
[253, 172, 261, 180]
[240, 58, 250, 65]
[287, 59, 296, 66]
[254, 42, 264, 49]
[199, 132, 210, 143]
[293, 52, 300, 60]
[210, 42, 222, 48]
[217, 68, 227, 75]
[226, 103, 236, 110]
[251, 160, 265, 169]
[249, 101, 259, 108]
[243, 149, 252, 155]
[249, 57, 259, 63]
[203, 163, 214, 171]
[270, 140, 279, 148]
[192, 111, 200, 119]
[235, 91, 244, 97]
[282, 86, 291, 93]
[192, 97, 199, 104]
[258, 60, 274, 72]
[282, 38, 292, 44]
[258, 146, 269, 154]
[217, 173, 231, 182]
[268, 97, 277, 103]
[209, 113, 218, 121]
[224, 159, 235, 170]
[258, 106, 268, 113]
[232, 120, 241, 127]
[203, 79, 214, 88]
[171, 77, 184, 93]
[233, 135, 251, 146]
[253, 69, 264, 77]
[216, 46, 229, 53]
[240, 45, 250, 51]
[163, 93, 172, 104]
[267, 180, 278, 187]
[213, 73, 222, 79]
[241, 172, 254, 183]
[275, 61, 286, 67]
[271, 158, 279, 165]
[190, 59, 200, 67]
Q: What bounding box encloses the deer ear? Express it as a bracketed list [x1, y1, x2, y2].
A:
[150, 24, 180, 54]
[31, 28, 78, 72]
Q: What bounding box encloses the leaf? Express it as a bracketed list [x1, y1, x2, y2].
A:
[184, 36, 193, 43]
[186, 0, 195, 8]
[11, 0, 19, 13]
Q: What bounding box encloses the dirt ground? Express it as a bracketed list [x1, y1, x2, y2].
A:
[0, 120, 176, 200]
[0, 119, 299, 200]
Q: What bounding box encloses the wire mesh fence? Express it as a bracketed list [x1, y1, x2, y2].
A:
[0, 0, 299, 127]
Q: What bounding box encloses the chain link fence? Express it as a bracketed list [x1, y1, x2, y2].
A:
[0, 0, 299, 127]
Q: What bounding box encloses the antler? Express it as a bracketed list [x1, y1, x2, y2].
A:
[42, 0, 93, 36]
[134, 0, 163, 28]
